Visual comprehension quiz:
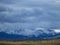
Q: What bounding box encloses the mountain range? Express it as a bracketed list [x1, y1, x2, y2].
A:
[0, 28, 60, 40]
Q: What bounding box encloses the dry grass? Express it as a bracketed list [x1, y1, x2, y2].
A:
[0, 39, 60, 45]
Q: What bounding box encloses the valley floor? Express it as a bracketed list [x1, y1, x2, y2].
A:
[0, 39, 60, 45]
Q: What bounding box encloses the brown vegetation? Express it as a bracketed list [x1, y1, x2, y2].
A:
[0, 39, 60, 45]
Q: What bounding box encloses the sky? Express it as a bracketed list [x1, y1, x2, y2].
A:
[0, 0, 60, 36]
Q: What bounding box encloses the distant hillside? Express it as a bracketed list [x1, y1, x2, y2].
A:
[0, 32, 60, 40]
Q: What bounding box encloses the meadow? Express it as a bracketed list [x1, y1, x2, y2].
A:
[0, 39, 60, 45]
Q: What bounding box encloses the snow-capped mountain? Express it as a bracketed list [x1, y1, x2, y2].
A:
[0, 28, 60, 40]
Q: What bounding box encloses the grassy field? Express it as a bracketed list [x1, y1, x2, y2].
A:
[0, 39, 60, 45]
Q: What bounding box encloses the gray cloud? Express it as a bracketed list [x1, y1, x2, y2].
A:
[0, 0, 60, 36]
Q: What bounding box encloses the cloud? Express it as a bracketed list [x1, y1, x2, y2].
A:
[0, 0, 60, 36]
[0, 23, 56, 37]
[54, 29, 60, 33]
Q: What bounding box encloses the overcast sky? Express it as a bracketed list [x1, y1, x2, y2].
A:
[0, 0, 60, 36]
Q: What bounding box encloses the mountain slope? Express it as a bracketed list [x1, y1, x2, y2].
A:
[0, 28, 60, 40]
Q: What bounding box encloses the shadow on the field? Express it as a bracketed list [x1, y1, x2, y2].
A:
[0, 43, 13, 45]
[0, 43, 60, 45]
